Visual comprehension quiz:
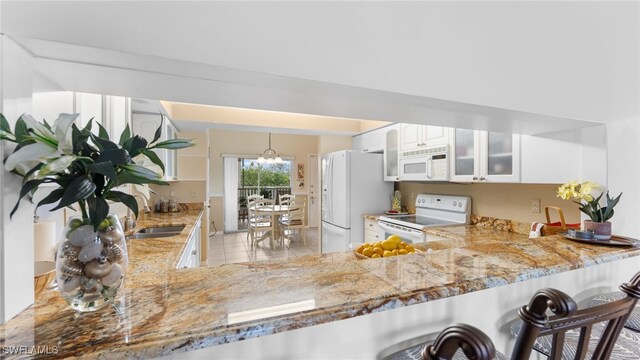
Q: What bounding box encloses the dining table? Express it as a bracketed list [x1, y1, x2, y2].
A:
[255, 204, 300, 248]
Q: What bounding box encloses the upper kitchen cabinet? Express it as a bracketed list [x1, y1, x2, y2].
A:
[399, 124, 450, 151]
[352, 126, 386, 153]
[383, 124, 400, 182]
[32, 91, 130, 138]
[132, 112, 178, 181]
[451, 129, 521, 183]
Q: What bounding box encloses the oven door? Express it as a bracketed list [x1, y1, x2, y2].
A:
[378, 221, 425, 244]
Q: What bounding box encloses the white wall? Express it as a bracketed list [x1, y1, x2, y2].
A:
[0, 36, 35, 322]
[2, 2, 637, 124]
[607, 119, 640, 237]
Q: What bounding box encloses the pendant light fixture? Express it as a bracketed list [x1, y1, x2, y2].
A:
[257, 133, 283, 164]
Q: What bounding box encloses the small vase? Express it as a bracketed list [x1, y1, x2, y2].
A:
[583, 220, 612, 240]
[56, 213, 128, 312]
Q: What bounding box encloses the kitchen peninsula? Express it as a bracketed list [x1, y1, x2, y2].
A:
[1, 214, 638, 359]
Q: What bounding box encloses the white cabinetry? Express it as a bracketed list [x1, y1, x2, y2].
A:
[521, 132, 581, 183]
[32, 92, 130, 139]
[131, 113, 178, 180]
[352, 126, 386, 153]
[364, 218, 384, 243]
[451, 129, 521, 183]
[177, 217, 202, 269]
[399, 124, 450, 151]
[383, 124, 400, 182]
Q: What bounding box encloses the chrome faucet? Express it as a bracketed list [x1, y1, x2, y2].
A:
[124, 194, 151, 232]
[133, 194, 152, 214]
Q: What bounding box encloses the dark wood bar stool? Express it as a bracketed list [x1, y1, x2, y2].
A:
[378, 271, 640, 360]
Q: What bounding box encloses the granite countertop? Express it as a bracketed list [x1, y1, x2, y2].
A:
[1, 214, 639, 358]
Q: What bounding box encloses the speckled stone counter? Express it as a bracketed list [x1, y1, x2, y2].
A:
[363, 214, 385, 221]
[1, 216, 639, 358]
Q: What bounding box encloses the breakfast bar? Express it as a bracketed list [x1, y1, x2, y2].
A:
[1, 213, 639, 359]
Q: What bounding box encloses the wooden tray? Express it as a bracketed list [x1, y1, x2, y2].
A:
[559, 233, 640, 247]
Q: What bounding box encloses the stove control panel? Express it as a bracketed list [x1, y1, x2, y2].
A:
[415, 194, 470, 213]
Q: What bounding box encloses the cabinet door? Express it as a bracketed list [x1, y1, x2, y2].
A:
[482, 132, 520, 183]
[108, 96, 130, 139]
[361, 127, 384, 153]
[352, 134, 364, 151]
[165, 121, 178, 180]
[399, 123, 423, 151]
[75, 93, 103, 135]
[383, 126, 400, 182]
[450, 128, 480, 182]
[424, 126, 450, 147]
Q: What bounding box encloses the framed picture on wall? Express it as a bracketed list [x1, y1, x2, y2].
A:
[297, 163, 304, 180]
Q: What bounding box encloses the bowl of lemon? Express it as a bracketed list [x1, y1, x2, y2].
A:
[354, 235, 419, 259]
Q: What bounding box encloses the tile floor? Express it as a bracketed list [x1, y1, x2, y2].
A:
[207, 228, 320, 266]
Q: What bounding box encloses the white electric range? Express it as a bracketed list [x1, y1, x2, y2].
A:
[377, 194, 471, 243]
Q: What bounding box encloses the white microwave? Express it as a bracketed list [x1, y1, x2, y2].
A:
[399, 145, 449, 181]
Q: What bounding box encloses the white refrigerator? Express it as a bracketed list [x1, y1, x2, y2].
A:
[321, 150, 393, 254]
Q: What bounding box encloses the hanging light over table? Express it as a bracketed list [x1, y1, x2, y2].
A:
[257, 133, 283, 164]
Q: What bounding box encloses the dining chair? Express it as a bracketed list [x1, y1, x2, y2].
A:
[246, 194, 264, 242]
[280, 197, 307, 246]
[248, 197, 275, 248]
[377, 271, 640, 360]
[279, 194, 295, 206]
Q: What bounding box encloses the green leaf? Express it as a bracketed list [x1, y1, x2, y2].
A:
[121, 163, 163, 180]
[14, 117, 30, 144]
[122, 135, 148, 157]
[91, 133, 119, 151]
[106, 190, 139, 219]
[141, 149, 165, 174]
[86, 197, 109, 231]
[116, 171, 167, 186]
[41, 118, 53, 133]
[150, 116, 164, 145]
[82, 118, 94, 133]
[87, 161, 117, 183]
[97, 122, 109, 139]
[51, 177, 96, 211]
[0, 113, 11, 134]
[118, 124, 131, 146]
[95, 149, 131, 165]
[71, 124, 92, 154]
[10, 179, 44, 218]
[22, 163, 44, 183]
[36, 188, 64, 211]
[151, 138, 195, 150]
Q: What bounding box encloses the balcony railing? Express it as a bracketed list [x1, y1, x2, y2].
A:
[238, 186, 292, 204]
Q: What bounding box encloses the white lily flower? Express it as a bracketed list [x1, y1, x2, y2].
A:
[36, 155, 76, 179]
[4, 142, 62, 175]
[22, 114, 54, 140]
[52, 113, 78, 153]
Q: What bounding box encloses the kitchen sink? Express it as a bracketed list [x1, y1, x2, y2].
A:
[126, 232, 181, 240]
[137, 225, 185, 234]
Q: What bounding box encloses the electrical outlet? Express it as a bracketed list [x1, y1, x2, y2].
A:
[530, 198, 541, 213]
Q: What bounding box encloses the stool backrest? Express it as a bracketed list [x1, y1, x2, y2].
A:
[511, 272, 640, 360]
[421, 271, 640, 360]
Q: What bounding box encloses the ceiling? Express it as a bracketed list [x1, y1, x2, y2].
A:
[3, 2, 638, 134]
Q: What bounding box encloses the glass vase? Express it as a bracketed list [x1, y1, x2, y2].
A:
[56, 213, 128, 312]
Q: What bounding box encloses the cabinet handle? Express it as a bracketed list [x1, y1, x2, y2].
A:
[368, 224, 373, 227]
[480, 176, 486, 181]
[191, 250, 197, 255]
[363, 148, 368, 152]
[182, 266, 188, 269]
[472, 176, 478, 180]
